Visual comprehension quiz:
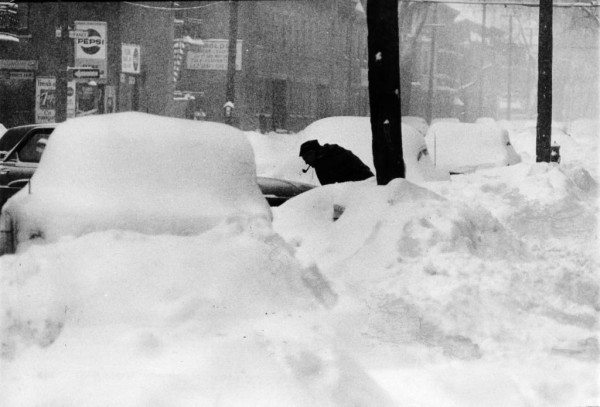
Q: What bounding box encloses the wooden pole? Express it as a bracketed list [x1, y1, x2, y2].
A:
[536, 0, 552, 162]
[367, 0, 405, 184]
[225, 0, 238, 125]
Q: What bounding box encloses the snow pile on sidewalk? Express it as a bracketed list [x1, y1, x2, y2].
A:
[0, 216, 393, 407]
[508, 119, 599, 176]
[274, 162, 599, 406]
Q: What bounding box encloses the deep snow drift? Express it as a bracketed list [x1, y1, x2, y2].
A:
[1, 217, 393, 406]
[1, 117, 598, 406]
[274, 162, 598, 406]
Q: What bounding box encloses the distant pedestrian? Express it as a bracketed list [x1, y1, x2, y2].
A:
[299, 139, 374, 185]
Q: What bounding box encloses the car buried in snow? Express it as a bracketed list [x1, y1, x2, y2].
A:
[272, 116, 450, 185]
[0, 113, 313, 255]
[424, 122, 521, 174]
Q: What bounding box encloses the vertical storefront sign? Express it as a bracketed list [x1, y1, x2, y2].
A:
[74, 21, 107, 79]
[104, 85, 116, 113]
[67, 80, 76, 118]
[75, 82, 103, 116]
[35, 77, 56, 123]
[121, 44, 141, 74]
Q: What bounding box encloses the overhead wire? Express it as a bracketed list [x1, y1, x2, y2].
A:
[122, 2, 224, 12]
[398, 0, 599, 7]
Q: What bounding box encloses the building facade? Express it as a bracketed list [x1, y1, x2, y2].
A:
[176, 0, 368, 131]
[1, 1, 368, 132]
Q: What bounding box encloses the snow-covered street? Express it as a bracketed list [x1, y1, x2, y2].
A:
[1, 117, 597, 406]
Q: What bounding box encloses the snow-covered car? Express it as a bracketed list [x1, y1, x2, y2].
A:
[401, 116, 429, 136]
[0, 113, 311, 255]
[0, 120, 313, 212]
[273, 116, 450, 185]
[425, 122, 521, 174]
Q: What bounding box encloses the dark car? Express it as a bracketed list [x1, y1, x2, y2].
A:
[0, 124, 56, 209]
[0, 122, 312, 210]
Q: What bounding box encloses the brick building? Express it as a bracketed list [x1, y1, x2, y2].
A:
[176, 0, 368, 131]
[1, 1, 368, 132]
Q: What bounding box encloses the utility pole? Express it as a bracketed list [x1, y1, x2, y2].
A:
[224, 0, 238, 126]
[478, 1, 487, 117]
[54, 1, 69, 123]
[346, 9, 355, 115]
[536, 0, 552, 162]
[426, 4, 438, 124]
[367, 0, 405, 184]
[507, 13, 513, 120]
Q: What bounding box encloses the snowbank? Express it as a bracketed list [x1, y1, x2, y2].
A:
[509, 119, 599, 178]
[274, 162, 599, 406]
[4, 113, 271, 248]
[0, 217, 394, 406]
[425, 122, 521, 173]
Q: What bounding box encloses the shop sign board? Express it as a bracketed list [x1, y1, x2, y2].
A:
[186, 39, 242, 71]
[121, 43, 141, 74]
[0, 59, 38, 70]
[69, 30, 89, 39]
[74, 21, 107, 79]
[35, 77, 56, 123]
[0, 71, 34, 80]
[9, 71, 34, 80]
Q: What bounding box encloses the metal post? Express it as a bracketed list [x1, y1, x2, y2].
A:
[507, 13, 513, 120]
[536, 0, 552, 162]
[225, 0, 238, 126]
[426, 4, 438, 124]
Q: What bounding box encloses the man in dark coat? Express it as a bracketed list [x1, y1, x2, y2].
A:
[299, 139, 374, 185]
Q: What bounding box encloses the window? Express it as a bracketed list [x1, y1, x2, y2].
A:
[16, 2, 29, 31]
[12, 130, 52, 163]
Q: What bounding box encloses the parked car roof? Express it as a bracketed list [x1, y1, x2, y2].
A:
[0, 124, 56, 155]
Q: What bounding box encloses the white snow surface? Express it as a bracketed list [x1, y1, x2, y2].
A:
[1, 117, 599, 406]
[425, 122, 521, 173]
[4, 113, 271, 247]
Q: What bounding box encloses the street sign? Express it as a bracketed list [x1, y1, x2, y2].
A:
[68, 67, 100, 79]
[69, 30, 89, 39]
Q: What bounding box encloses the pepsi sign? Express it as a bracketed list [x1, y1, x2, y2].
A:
[74, 21, 106, 60]
[77, 29, 105, 55]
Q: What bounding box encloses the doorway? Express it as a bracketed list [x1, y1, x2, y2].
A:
[271, 79, 287, 131]
[316, 84, 330, 119]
